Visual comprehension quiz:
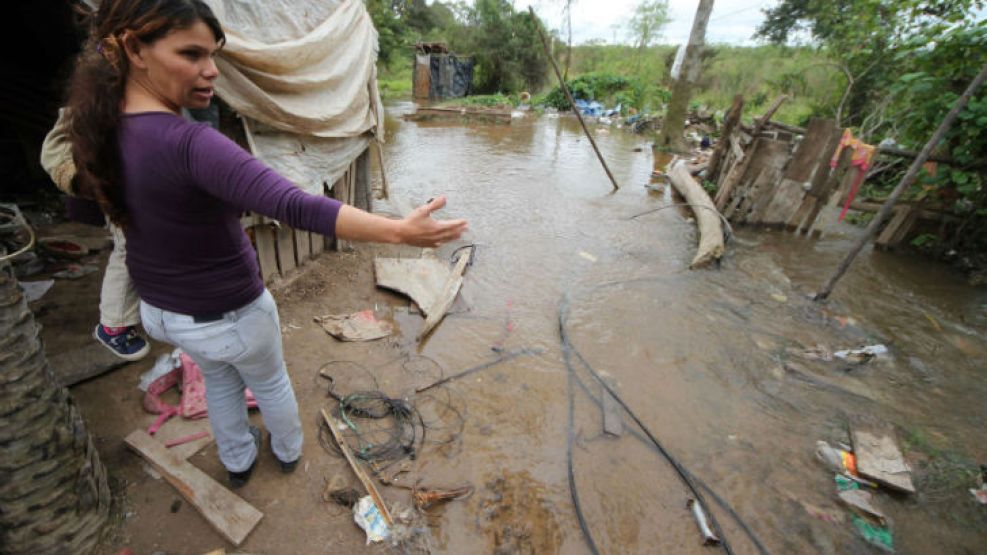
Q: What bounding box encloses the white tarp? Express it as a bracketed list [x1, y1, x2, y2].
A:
[206, 0, 383, 198]
[206, 0, 383, 139]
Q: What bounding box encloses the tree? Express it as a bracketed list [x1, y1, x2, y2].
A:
[0, 258, 110, 553]
[657, 0, 714, 152]
[627, 0, 670, 54]
[456, 0, 548, 93]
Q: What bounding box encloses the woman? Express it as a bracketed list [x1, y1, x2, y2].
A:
[65, 0, 467, 487]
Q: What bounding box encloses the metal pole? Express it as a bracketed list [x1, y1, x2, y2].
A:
[529, 6, 619, 192]
[814, 63, 987, 300]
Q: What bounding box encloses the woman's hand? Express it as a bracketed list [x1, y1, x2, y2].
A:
[397, 196, 468, 248]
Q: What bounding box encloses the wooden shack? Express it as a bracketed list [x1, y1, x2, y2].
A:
[413, 42, 474, 100]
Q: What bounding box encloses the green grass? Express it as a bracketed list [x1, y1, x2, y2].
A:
[375, 44, 843, 127]
[377, 63, 412, 100]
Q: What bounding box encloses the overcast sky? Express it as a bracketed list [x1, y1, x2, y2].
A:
[513, 0, 777, 45]
[512, 0, 987, 46]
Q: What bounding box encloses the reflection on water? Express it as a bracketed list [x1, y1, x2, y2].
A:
[377, 101, 987, 554]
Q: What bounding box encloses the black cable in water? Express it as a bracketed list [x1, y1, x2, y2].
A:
[559, 278, 773, 555]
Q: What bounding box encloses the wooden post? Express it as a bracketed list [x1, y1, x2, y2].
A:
[657, 0, 715, 153]
[529, 6, 619, 192]
[707, 95, 743, 183]
[815, 63, 987, 300]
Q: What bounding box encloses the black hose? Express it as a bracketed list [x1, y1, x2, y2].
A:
[559, 278, 773, 555]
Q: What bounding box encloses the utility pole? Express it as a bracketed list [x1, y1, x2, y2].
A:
[657, 0, 714, 153]
[815, 63, 987, 300]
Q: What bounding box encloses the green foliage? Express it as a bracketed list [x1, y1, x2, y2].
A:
[536, 73, 671, 114]
[449, 0, 548, 94]
[441, 93, 518, 107]
[627, 0, 670, 50]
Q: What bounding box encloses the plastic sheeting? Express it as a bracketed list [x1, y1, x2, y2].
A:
[206, 0, 383, 140]
[245, 119, 370, 196]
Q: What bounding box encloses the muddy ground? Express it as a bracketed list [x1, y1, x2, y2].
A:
[24, 106, 987, 554]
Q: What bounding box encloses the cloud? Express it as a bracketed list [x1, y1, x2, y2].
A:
[516, 0, 775, 45]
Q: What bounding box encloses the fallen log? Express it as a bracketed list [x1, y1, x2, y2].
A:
[668, 161, 725, 269]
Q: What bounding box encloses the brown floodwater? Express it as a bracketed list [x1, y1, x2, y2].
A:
[370, 101, 987, 555]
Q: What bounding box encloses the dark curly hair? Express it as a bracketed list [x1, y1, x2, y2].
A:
[65, 0, 224, 226]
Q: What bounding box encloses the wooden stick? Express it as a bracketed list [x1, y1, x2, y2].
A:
[418, 246, 472, 340]
[320, 408, 394, 526]
[529, 6, 619, 192]
[750, 95, 788, 140]
[815, 63, 987, 300]
[707, 95, 743, 182]
[372, 140, 390, 200]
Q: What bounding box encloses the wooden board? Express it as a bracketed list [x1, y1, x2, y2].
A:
[419, 248, 472, 339]
[600, 374, 623, 437]
[50, 343, 127, 387]
[413, 55, 431, 100]
[124, 430, 264, 545]
[760, 177, 807, 227]
[783, 118, 838, 183]
[148, 417, 213, 461]
[293, 227, 311, 265]
[850, 425, 916, 493]
[374, 256, 450, 314]
[252, 223, 279, 283]
[275, 225, 296, 275]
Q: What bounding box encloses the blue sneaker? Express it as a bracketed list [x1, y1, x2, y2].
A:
[93, 325, 151, 361]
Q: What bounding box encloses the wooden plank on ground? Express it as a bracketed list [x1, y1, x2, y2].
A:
[850, 424, 916, 494]
[419, 247, 473, 340]
[50, 343, 127, 387]
[124, 430, 263, 545]
[600, 374, 623, 437]
[252, 223, 279, 283]
[275, 224, 296, 276]
[760, 178, 807, 227]
[810, 160, 859, 238]
[150, 417, 213, 461]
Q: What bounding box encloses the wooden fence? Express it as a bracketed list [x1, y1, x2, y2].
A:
[246, 148, 370, 283]
[711, 118, 957, 248]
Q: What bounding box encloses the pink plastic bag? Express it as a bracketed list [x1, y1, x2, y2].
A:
[142, 351, 258, 433]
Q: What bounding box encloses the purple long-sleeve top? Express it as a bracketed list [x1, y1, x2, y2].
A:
[119, 112, 341, 315]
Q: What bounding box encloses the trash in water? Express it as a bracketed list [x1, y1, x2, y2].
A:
[314, 310, 393, 342]
[851, 425, 915, 494]
[838, 489, 886, 525]
[52, 263, 99, 280]
[413, 484, 474, 510]
[18, 279, 54, 302]
[970, 464, 987, 505]
[850, 514, 894, 552]
[816, 440, 858, 475]
[354, 495, 390, 544]
[687, 498, 720, 545]
[578, 251, 598, 263]
[834, 344, 889, 364]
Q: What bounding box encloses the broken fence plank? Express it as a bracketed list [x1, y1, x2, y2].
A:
[419, 247, 473, 339]
[124, 430, 263, 545]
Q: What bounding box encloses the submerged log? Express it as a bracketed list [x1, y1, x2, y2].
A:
[668, 161, 725, 269]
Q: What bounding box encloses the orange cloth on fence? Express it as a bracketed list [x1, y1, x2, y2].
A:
[830, 128, 877, 171]
[830, 129, 878, 222]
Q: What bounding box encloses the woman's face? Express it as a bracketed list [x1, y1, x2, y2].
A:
[128, 20, 221, 111]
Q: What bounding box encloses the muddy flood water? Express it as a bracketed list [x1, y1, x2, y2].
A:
[359, 101, 987, 554]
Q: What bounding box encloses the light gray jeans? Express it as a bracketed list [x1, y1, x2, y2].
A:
[140, 290, 302, 472]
